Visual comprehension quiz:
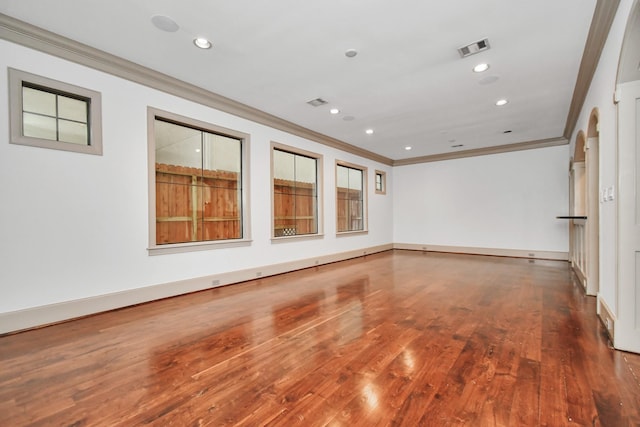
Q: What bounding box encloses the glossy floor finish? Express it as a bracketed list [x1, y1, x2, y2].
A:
[1, 251, 639, 426]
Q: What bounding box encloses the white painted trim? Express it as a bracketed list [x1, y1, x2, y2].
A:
[597, 294, 616, 342]
[573, 263, 588, 290]
[0, 244, 393, 335]
[393, 243, 569, 261]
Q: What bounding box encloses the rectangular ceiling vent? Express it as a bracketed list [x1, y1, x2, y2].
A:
[307, 98, 328, 107]
[458, 38, 490, 58]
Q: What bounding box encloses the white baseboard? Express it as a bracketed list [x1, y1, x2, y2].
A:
[393, 243, 569, 261]
[597, 294, 616, 342]
[0, 243, 570, 335]
[572, 264, 588, 291]
[0, 244, 393, 335]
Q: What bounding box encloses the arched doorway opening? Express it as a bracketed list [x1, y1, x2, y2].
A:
[570, 131, 587, 288]
[585, 109, 600, 296]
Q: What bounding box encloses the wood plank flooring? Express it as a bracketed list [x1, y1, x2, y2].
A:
[1, 250, 639, 426]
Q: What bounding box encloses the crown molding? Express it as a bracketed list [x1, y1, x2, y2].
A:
[392, 137, 568, 166]
[0, 13, 393, 166]
[0, 4, 609, 167]
[563, 0, 621, 140]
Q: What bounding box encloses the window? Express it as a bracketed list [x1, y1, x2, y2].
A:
[272, 143, 322, 238]
[336, 162, 367, 233]
[148, 108, 250, 253]
[375, 170, 387, 195]
[8, 68, 102, 155]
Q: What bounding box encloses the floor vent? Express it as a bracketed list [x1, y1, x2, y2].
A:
[458, 38, 490, 57]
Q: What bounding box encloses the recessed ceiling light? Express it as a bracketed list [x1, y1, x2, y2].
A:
[405, 146, 412, 150]
[195, 148, 201, 153]
[345, 49, 358, 58]
[495, 99, 509, 106]
[343, 116, 355, 121]
[365, 129, 374, 135]
[473, 63, 490, 73]
[330, 108, 340, 114]
[193, 37, 212, 49]
[151, 15, 179, 32]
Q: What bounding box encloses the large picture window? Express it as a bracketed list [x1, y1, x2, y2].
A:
[148, 108, 249, 253]
[272, 143, 322, 238]
[8, 68, 102, 155]
[336, 162, 367, 233]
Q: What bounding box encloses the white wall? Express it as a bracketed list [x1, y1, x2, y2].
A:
[393, 146, 570, 253]
[0, 40, 393, 317]
[569, 0, 637, 315]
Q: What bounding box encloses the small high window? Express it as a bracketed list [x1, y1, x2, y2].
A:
[375, 170, 387, 195]
[336, 161, 367, 233]
[8, 68, 102, 155]
[272, 143, 322, 238]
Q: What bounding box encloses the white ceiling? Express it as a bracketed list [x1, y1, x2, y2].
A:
[0, 0, 597, 161]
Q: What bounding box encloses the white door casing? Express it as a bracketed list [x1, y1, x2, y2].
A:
[586, 135, 600, 296]
[615, 79, 640, 353]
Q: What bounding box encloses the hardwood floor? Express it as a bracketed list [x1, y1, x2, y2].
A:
[1, 250, 639, 426]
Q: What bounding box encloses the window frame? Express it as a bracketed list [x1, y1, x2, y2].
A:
[336, 160, 368, 235]
[374, 170, 387, 195]
[147, 107, 251, 255]
[8, 67, 103, 155]
[271, 142, 324, 241]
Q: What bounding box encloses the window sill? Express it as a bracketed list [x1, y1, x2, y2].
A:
[336, 230, 369, 237]
[148, 238, 252, 255]
[271, 233, 324, 243]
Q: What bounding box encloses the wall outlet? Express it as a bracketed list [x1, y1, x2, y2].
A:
[211, 279, 220, 286]
[256, 271, 262, 277]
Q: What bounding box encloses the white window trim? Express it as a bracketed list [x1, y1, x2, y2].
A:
[336, 160, 368, 235]
[271, 141, 324, 241]
[147, 107, 251, 255]
[8, 67, 103, 155]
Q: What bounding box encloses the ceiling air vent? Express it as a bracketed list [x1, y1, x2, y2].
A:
[458, 38, 490, 58]
[307, 98, 328, 107]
